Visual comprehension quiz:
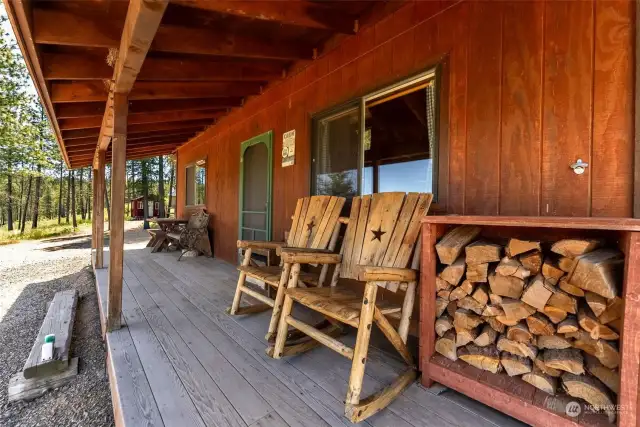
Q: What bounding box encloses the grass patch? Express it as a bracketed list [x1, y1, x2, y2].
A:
[0, 217, 92, 245]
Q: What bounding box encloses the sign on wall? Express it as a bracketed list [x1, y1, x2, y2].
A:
[282, 130, 296, 167]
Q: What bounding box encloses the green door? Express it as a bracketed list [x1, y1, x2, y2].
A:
[239, 131, 273, 243]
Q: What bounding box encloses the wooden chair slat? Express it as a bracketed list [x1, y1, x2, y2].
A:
[287, 198, 305, 246]
[311, 196, 345, 249]
[341, 196, 361, 279]
[359, 192, 406, 268]
[299, 196, 332, 248]
[347, 195, 372, 279]
[381, 193, 420, 267]
[393, 193, 433, 268]
[292, 197, 311, 246]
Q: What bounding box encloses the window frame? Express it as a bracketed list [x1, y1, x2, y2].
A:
[185, 157, 207, 208]
[310, 66, 442, 203]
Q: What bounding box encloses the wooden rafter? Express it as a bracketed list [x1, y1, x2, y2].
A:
[59, 109, 224, 130]
[65, 120, 209, 140]
[34, 8, 311, 60]
[174, 0, 358, 33]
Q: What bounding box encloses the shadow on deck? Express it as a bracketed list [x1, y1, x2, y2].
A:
[92, 235, 525, 427]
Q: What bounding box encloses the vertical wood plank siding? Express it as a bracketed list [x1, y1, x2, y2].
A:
[177, 0, 635, 264]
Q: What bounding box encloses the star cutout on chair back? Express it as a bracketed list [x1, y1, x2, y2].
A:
[371, 225, 386, 241]
[306, 219, 315, 231]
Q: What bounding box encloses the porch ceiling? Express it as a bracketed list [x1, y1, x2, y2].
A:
[7, 0, 400, 169]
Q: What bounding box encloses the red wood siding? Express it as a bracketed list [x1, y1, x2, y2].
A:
[177, 0, 634, 263]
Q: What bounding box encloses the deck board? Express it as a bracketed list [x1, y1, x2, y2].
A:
[93, 235, 526, 427]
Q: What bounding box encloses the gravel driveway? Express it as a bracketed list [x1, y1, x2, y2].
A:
[0, 222, 142, 427]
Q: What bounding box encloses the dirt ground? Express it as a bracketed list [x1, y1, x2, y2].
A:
[0, 221, 143, 427]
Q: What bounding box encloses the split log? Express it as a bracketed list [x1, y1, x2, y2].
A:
[585, 355, 619, 394]
[457, 296, 485, 315]
[511, 266, 531, 281]
[466, 263, 489, 283]
[436, 297, 448, 317]
[435, 330, 457, 361]
[561, 373, 615, 423]
[458, 344, 501, 373]
[526, 313, 555, 336]
[481, 304, 504, 317]
[597, 296, 623, 325]
[522, 366, 557, 395]
[471, 284, 489, 306]
[501, 298, 536, 320]
[539, 306, 567, 324]
[496, 335, 537, 359]
[541, 258, 564, 285]
[596, 340, 620, 369]
[450, 280, 474, 301]
[608, 318, 622, 333]
[585, 292, 607, 317]
[486, 317, 506, 334]
[436, 225, 482, 265]
[547, 288, 577, 314]
[537, 335, 573, 350]
[436, 277, 451, 291]
[456, 328, 479, 347]
[488, 274, 524, 299]
[440, 258, 465, 286]
[520, 274, 554, 311]
[568, 249, 624, 299]
[567, 330, 601, 357]
[474, 324, 498, 347]
[465, 241, 502, 265]
[507, 239, 541, 257]
[551, 239, 602, 258]
[558, 257, 578, 273]
[557, 316, 579, 334]
[446, 301, 458, 317]
[544, 348, 584, 375]
[495, 257, 520, 276]
[501, 353, 532, 377]
[519, 251, 543, 275]
[489, 293, 503, 305]
[558, 276, 585, 297]
[506, 323, 533, 344]
[437, 289, 452, 300]
[534, 355, 562, 377]
[496, 316, 519, 326]
[578, 304, 619, 341]
[435, 314, 454, 337]
[453, 309, 483, 330]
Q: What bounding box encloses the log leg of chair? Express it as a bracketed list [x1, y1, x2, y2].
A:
[345, 282, 378, 409]
[265, 263, 292, 341]
[270, 263, 300, 359]
[373, 308, 413, 366]
[397, 281, 416, 343]
[146, 233, 156, 248]
[228, 248, 252, 315]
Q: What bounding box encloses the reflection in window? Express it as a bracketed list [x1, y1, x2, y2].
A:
[186, 159, 206, 206]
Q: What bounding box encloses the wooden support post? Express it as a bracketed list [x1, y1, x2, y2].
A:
[107, 93, 128, 332]
[91, 169, 97, 250]
[95, 150, 105, 268]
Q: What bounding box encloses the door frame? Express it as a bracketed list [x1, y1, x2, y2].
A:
[238, 130, 273, 242]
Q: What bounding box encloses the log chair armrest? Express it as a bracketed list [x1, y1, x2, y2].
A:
[358, 266, 417, 282]
[237, 240, 287, 250]
[280, 247, 342, 264]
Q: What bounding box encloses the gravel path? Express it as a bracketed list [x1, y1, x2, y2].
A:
[0, 222, 143, 427]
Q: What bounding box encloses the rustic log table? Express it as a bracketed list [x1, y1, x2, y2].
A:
[147, 218, 189, 253]
[420, 216, 640, 427]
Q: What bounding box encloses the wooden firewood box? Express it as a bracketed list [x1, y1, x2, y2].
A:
[419, 216, 640, 427]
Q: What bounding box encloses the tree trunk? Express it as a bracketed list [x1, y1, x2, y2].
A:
[17, 172, 25, 230]
[168, 162, 175, 218]
[158, 156, 165, 218]
[105, 167, 111, 231]
[66, 170, 71, 224]
[142, 160, 149, 220]
[20, 174, 33, 234]
[57, 162, 63, 224]
[71, 170, 77, 228]
[87, 168, 92, 220]
[32, 164, 42, 229]
[7, 172, 13, 231]
[79, 168, 85, 220]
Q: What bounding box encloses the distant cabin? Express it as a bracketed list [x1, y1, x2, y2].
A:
[130, 196, 159, 219]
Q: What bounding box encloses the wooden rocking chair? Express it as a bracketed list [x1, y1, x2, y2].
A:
[270, 192, 433, 423]
[228, 195, 345, 341]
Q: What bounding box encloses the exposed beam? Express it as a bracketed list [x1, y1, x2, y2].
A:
[65, 133, 193, 150]
[34, 8, 311, 60]
[51, 81, 262, 103]
[174, 0, 357, 33]
[59, 109, 224, 130]
[68, 139, 184, 155]
[127, 130, 198, 141]
[64, 121, 209, 139]
[43, 52, 284, 82]
[56, 97, 240, 118]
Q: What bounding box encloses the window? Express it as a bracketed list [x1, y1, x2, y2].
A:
[186, 159, 206, 206]
[154, 202, 159, 209]
[138, 201, 143, 209]
[312, 69, 439, 200]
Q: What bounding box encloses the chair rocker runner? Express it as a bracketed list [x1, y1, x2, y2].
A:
[228, 195, 346, 341]
[269, 192, 433, 423]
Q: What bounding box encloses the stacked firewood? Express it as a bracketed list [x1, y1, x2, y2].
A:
[433, 225, 624, 423]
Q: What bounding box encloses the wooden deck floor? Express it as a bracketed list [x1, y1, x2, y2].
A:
[93, 233, 526, 427]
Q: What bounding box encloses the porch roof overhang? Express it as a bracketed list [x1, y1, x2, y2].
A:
[6, 0, 402, 169]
